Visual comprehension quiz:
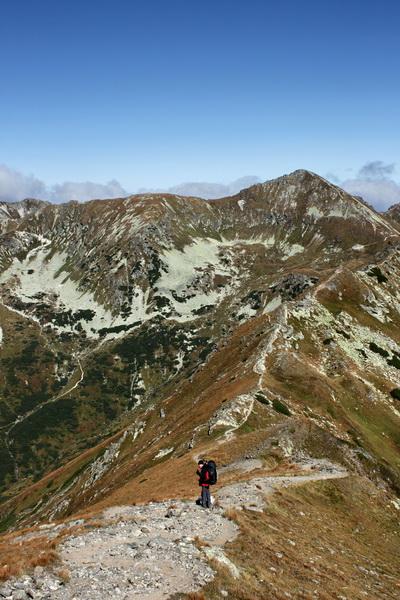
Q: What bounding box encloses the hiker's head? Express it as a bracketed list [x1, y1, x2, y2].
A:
[198, 460, 205, 468]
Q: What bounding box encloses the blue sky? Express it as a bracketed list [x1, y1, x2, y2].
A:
[1, 0, 399, 209]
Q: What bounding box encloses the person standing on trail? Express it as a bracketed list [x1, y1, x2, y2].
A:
[197, 460, 211, 508]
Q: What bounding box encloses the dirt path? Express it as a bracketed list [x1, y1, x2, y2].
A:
[1, 459, 349, 600]
[217, 457, 348, 510]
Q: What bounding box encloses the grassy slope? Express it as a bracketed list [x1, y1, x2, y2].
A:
[2, 254, 400, 526]
[197, 476, 400, 600]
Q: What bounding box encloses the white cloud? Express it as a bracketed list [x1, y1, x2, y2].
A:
[0, 164, 128, 204]
[324, 171, 341, 185]
[3, 160, 399, 213]
[138, 176, 261, 199]
[358, 160, 395, 180]
[0, 164, 46, 202]
[340, 161, 400, 212]
[49, 179, 128, 203]
[0, 165, 260, 204]
[341, 178, 400, 212]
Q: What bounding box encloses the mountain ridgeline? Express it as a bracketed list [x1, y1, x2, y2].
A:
[0, 169, 399, 530]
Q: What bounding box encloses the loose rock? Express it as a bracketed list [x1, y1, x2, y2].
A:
[2, 459, 348, 600]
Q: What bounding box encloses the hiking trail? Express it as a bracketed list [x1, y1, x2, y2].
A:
[0, 458, 348, 600]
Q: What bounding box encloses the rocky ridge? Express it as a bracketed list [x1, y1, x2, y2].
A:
[0, 199, 48, 234]
[0, 458, 349, 600]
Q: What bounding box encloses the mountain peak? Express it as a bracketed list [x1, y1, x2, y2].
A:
[235, 169, 395, 231]
[281, 168, 324, 180]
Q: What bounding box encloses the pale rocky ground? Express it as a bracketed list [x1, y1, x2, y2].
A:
[0, 459, 348, 600]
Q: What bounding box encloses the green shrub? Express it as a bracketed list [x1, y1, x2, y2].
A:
[369, 342, 389, 358]
[272, 398, 291, 416]
[339, 438, 356, 448]
[255, 392, 269, 405]
[367, 266, 388, 283]
[336, 329, 350, 340]
[323, 338, 334, 345]
[238, 421, 253, 433]
[387, 356, 400, 369]
[347, 429, 365, 449]
[390, 388, 400, 401]
[327, 404, 339, 419]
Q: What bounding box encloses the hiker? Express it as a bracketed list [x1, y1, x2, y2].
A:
[197, 459, 211, 508]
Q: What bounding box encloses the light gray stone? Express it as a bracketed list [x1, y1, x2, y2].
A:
[0, 585, 12, 598]
[12, 591, 30, 600]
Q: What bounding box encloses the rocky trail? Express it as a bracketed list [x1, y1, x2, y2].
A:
[0, 459, 348, 600]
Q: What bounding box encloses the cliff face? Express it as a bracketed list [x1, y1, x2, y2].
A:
[0, 170, 399, 529]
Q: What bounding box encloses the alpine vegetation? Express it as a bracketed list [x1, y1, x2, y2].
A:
[0, 170, 399, 599]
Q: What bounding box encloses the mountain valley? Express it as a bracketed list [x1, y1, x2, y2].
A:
[0, 170, 399, 599]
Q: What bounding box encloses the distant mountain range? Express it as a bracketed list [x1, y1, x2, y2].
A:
[0, 169, 399, 532]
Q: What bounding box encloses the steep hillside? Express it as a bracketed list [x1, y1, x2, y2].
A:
[0, 170, 399, 535]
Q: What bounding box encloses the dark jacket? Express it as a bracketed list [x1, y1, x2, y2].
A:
[197, 465, 210, 487]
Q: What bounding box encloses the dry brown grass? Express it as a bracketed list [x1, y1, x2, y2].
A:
[55, 567, 70, 583]
[223, 507, 239, 521]
[75, 429, 300, 522]
[0, 534, 60, 584]
[32, 549, 59, 567]
[194, 535, 211, 548]
[0, 517, 109, 584]
[196, 475, 400, 600]
[0, 564, 16, 582]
